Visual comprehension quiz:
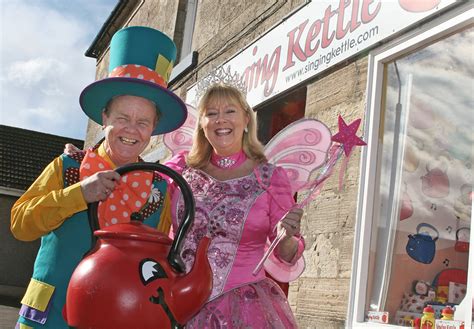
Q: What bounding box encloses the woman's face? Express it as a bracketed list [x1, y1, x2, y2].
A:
[200, 97, 249, 156]
[102, 95, 157, 166]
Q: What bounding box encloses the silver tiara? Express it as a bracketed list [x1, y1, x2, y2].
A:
[195, 66, 248, 101]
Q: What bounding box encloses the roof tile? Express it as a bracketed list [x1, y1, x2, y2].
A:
[0, 125, 84, 191]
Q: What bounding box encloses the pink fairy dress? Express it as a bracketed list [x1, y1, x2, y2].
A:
[166, 152, 305, 329]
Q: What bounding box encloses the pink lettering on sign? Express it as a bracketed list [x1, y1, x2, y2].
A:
[239, 0, 381, 96]
[305, 19, 322, 56]
[242, 45, 281, 97]
[284, 0, 380, 71]
[361, 0, 381, 23]
[284, 20, 309, 69]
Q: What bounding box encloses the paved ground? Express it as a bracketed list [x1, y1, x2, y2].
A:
[0, 293, 21, 329]
[0, 304, 19, 329]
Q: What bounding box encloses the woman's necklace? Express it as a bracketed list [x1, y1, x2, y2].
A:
[210, 149, 247, 169]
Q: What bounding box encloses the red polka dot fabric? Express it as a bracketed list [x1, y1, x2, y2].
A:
[79, 150, 153, 228]
[110, 64, 166, 87]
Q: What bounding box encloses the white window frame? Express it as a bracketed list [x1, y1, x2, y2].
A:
[347, 4, 474, 328]
[181, 0, 197, 60]
[169, 0, 198, 84]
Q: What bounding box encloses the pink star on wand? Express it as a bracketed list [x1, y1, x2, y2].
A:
[331, 115, 366, 156]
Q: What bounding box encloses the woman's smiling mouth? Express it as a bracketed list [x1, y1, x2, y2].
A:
[215, 128, 232, 136]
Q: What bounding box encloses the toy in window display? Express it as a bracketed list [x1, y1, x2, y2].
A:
[398, 280, 435, 314]
[420, 164, 450, 199]
[454, 228, 470, 253]
[431, 268, 467, 306]
[435, 305, 465, 329]
[420, 305, 435, 329]
[395, 311, 420, 327]
[400, 182, 414, 221]
[448, 282, 467, 305]
[436, 288, 449, 304]
[453, 184, 472, 221]
[440, 306, 454, 320]
[406, 223, 439, 264]
[395, 280, 437, 325]
[414, 280, 436, 299]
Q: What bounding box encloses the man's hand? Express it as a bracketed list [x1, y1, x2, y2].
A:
[64, 143, 82, 155]
[80, 170, 121, 203]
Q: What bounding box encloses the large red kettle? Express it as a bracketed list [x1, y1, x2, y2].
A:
[64, 163, 212, 329]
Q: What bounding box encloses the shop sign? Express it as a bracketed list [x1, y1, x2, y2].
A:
[435, 319, 465, 329]
[367, 311, 389, 323]
[187, 0, 456, 106]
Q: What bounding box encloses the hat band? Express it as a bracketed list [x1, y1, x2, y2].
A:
[109, 64, 167, 88]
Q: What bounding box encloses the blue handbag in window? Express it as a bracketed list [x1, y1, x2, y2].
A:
[406, 223, 439, 264]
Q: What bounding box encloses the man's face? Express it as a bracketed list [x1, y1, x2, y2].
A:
[102, 95, 157, 166]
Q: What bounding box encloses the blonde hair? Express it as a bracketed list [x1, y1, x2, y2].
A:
[187, 83, 266, 168]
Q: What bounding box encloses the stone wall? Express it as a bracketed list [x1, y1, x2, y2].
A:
[290, 58, 368, 328]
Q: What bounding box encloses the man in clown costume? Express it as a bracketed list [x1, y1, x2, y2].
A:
[11, 26, 187, 329]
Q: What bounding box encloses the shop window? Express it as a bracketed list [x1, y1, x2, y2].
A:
[174, 0, 197, 62]
[349, 10, 472, 328]
[256, 86, 306, 145]
[170, 0, 198, 83]
[255, 86, 306, 296]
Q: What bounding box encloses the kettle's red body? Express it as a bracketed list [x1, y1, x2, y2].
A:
[64, 221, 212, 329]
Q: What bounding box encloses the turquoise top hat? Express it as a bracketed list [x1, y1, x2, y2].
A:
[80, 26, 187, 135]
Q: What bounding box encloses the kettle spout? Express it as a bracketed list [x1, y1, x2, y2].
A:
[169, 236, 212, 324]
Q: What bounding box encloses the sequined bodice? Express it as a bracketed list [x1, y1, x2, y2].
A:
[176, 164, 274, 299]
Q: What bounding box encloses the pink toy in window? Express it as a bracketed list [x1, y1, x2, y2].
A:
[421, 164, 449, 199]
[400, 182, 413, 221]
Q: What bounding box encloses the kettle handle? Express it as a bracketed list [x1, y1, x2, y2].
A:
[87, 162, 195, 273]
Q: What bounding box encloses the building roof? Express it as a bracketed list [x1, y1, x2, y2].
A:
[0, 125, 84, 191]
[85, 0, 136, 59]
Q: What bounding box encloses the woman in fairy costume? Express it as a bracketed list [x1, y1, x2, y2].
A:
[10, 26, 187, 329]
[165, 83, 305, 328]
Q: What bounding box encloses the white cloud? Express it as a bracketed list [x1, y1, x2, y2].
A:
[0, 0, 117, 140]
[7, 58, 67, 87]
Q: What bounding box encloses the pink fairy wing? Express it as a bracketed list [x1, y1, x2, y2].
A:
[265, 119, 332, 195]
[163, 104, 198, 156]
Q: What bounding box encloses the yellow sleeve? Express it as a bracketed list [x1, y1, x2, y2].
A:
[156, 191, 172, 234]
[11, 156, 87, 241]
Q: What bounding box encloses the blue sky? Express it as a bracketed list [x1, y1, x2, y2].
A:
[1, 0, 118, 140]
